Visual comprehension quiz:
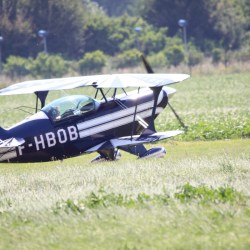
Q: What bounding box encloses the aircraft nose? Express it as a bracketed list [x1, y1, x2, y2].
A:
[162, 86, 176, 100]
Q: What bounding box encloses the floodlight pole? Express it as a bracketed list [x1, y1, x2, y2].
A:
[0, 36, 3, 74]
[38, 30, 48, 54]
[183, 26, 188, 56]
[178, 19, 190, 73]
[134, 26, 142, 51]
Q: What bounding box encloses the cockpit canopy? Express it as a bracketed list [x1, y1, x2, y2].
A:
[42, 95, 100, 122]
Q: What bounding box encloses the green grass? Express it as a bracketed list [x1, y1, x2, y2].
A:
[0, 72, 250, 249]
[0, 139, 249, 250]
[156, 72, 250, 140]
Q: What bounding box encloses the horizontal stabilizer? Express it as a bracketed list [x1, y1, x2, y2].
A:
[0, 137, 25, 162]
[86, 130, 183, 152]
[0, 137, 25, 148]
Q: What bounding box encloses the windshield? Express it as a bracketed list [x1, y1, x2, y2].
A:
[42, 95, 99, 122]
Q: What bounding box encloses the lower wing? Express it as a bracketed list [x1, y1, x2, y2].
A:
[86, 130, 183, 154]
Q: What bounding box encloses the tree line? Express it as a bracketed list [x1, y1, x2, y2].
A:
[0, 0, 249, 77]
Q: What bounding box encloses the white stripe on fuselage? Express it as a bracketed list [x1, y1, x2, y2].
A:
[77, 100, 154, 131]
[77, 91, 165, 138]
[79, 107, 163, 138]
[77, 89, 164, 132]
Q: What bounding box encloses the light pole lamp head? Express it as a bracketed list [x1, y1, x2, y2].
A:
[134, 27, 142, 33]
[178, 19, 187, 28]
[38, 30, 48, 38]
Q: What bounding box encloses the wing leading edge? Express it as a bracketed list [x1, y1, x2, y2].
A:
[0, 74, 189, 96]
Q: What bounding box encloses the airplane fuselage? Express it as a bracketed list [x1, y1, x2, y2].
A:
[0, 88, 170, 162]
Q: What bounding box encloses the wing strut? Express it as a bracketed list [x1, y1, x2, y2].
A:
[122, 88, 128, 96]
[143, 87, 162, 135]
[35, 91, 49, 109]
[35, 95, 39, 112]
[131, 87, 140, 139]
[112, 88, 117, 98]
[99, 88, 107, 102]
[94, 89, 99, 99]
[168, 102, 188, 131]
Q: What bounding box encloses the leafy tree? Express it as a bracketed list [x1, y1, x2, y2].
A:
[31, 53, 68, 78]
[1, 0, 248, 66]
[112, 49, 141, 68]
[209, 0, 246, 51]
[79, 50, 107, 74]
[93, 0, 134, 16]
[165, 36, 183, 48]
[127, 0, 154, 17]
[212, 48, 224, 64]
[0, 0, 33, 59]
[165, 45, 185, 67]
[243, 0, 250, 30]
[140, 27, 167, 55]
[118, 16, 167, 55]
[21, 0, 87, 58]
[84, 15, 167, 56]
[233, 47, 250, 62]
[141, 0, 213, 39]
[3, 55, 32, 78]
[188, 46, 203, 67]
[147, 52, 168, 69]
[141, 0, 247, 53]
[84, 15, 115, 55]
[4, 53, 69, 78]
[0, 0, 90, 59]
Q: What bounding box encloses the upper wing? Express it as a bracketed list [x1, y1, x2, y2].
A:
[0, 74, 189, 95]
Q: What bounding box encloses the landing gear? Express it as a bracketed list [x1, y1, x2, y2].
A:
[139, 147, 166, 159]
[91, 149, 121, 163]
[91, 146, 166, 163]
[120, 144, 166, 159]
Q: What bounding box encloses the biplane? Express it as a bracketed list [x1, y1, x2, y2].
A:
[0, 57, 189, 163]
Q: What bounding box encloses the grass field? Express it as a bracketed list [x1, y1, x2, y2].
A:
[0, 140, 249, 250]
[157, 72, 250, 140]
[0, 72, 250, 249]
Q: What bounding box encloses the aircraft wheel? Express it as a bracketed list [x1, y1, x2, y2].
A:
[91, 149, 121, 163]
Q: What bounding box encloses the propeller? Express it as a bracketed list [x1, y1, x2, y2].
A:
[140, 54, 188, 131]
